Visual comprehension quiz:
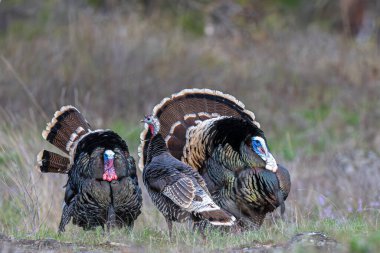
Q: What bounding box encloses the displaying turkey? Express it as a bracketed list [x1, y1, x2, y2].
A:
[141, 115, 235, 239]
[36, 106, 142, 232]
[139, 89, 291, 229]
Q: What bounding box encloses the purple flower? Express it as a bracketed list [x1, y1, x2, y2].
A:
[369, 201, 380, 207]
[323, 205, 333, 219]
[357, 199, 363, 212]
[318, 195, 325, 206]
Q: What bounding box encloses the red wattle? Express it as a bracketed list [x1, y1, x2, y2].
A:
[149, 124, 154, 135]
[102, 169, 118, 182]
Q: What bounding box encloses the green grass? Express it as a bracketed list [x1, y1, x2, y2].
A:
[0, 201, 24, 231]
[1, 212, 379, 252]
[350, 230, 380, 253]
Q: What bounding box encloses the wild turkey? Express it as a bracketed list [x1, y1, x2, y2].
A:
[139, 89, 291, 229]
[140, 115, 235, 239]
[36, 106, 142, 232]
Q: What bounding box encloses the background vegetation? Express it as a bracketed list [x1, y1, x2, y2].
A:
[0, 0, 379, 252]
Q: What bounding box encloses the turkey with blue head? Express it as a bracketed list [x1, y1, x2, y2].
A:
[140, 114, 236, 239]
[36, 106, 142, 232]
[139, 89, 291, 229]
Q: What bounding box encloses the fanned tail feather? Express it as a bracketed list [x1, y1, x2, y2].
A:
[42, 105, 91, 154]
[37, 150, 70, 173]
[138, 88, 260, 171]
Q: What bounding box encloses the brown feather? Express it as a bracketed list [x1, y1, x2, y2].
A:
[183, 114, 197, 127]
[171, 122, 187, 141]
[42, 106, 91, 154]
[166, 136, 185, 160]
[37, 150, 70, 173]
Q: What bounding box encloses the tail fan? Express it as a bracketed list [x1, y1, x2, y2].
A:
[197, 209, 236, 226]
[42, 105, 91, 155]
[139, 88, 260, 170]
[37, 150, 70, 173]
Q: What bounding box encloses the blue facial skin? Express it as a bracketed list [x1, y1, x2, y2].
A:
[104, 153, 110, 163]
[104, 150, 114, 164]
[252, 138, 267, 161]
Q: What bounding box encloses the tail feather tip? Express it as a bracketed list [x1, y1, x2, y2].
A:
[40, 105, 91, 154]
[209, 215, 236, 226]
[199, 209, 236, 226]
[36, 150, 47, 172]
[36, 150, 70, 174]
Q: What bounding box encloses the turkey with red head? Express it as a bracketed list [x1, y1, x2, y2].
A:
[139, 89, 291, 229]
[37, 106, 142, 232]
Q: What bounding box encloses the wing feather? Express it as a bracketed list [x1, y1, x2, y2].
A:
[162, 177, 195, 208]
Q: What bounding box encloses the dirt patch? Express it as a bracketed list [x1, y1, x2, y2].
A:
[0, 234, 144, 253]
[233, 232, 339, 253]
[0, 232, 339, 252]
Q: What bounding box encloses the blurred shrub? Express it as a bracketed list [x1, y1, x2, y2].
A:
[178, 10, 205, 36]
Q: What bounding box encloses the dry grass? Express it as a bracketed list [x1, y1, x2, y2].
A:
[0, 2, 380, 252]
